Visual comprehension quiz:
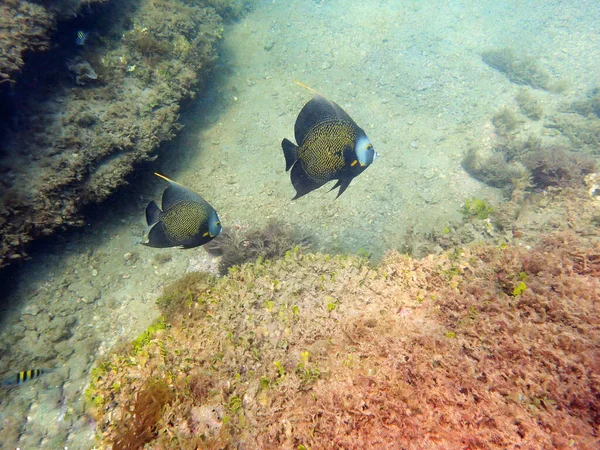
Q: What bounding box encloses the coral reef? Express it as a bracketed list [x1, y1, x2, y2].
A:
[0, 0, 250, 267]
[88, 228, 600, 449]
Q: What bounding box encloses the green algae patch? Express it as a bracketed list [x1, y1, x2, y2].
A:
[88, 238, 600, 448]
[461, 197, 494, 220]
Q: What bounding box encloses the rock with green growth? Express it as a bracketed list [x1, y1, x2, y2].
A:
[87, 234, 600, 448]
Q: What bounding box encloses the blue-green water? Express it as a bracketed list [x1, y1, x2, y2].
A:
[1, 0, 599, 448]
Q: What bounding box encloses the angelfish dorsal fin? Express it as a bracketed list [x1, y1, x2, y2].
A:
[292, 83, 358, 146]
[154, 173, 205, 210]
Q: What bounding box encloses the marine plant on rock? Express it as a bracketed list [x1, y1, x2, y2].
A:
[547, 91, 600, 154]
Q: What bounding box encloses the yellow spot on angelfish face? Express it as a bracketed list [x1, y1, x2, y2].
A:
[203, 232, 209, 237]
[351, 160, 358, 167]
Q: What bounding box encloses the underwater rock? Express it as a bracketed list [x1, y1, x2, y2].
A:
[0, 0, 53, 82]
[66, 57, 98, 85]
[0, 0, 107, 83]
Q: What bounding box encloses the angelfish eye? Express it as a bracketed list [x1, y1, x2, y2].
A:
[216, 222, 221, 227]
[366, 144, 373, 150]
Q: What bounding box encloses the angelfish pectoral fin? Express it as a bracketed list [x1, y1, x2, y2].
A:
[282, 138, 298, 172]
[290, 162, 325, 200]
[143, 222, 172, 248]
[145, 201, 162, 226]
[331, 178, 352, 199]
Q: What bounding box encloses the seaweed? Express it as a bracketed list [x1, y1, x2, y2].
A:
[546, 113, 600, 153]
[204, 0, 251, 20]
[156, 271, 213, 321]
[481, 48, 553, 90]
[571, 90, 600, 118]
[461, 145, 528, 190]
[515, 89, 543, 120]
[461, 197, 494, 220]
[492, 108, 523, 135]
[205, 220, 311, 275]
[112, 378, 175, 450]
[521, 145, 597, 188]
[130, 32, 172, 57]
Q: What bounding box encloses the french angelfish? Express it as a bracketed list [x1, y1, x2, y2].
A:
[281, 83, 378, 199]
[144, 173, 222, 248]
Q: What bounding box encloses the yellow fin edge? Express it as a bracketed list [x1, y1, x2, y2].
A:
[293, 80, 325, 97]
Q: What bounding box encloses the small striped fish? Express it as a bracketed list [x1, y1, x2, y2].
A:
[76, 31, 88, 46]
[2, 369, 52, 386]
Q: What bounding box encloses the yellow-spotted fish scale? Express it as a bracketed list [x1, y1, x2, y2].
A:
[297, 119, 358, 183]
[282, 88, 378, 199]
[144, 173, 222, 248]
[160, 201, 211, 243]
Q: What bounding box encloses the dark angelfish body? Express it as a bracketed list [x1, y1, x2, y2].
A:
[281, 86, 378, 199]
[144, 173, 222, 248]
[2, 369, 52, 387]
